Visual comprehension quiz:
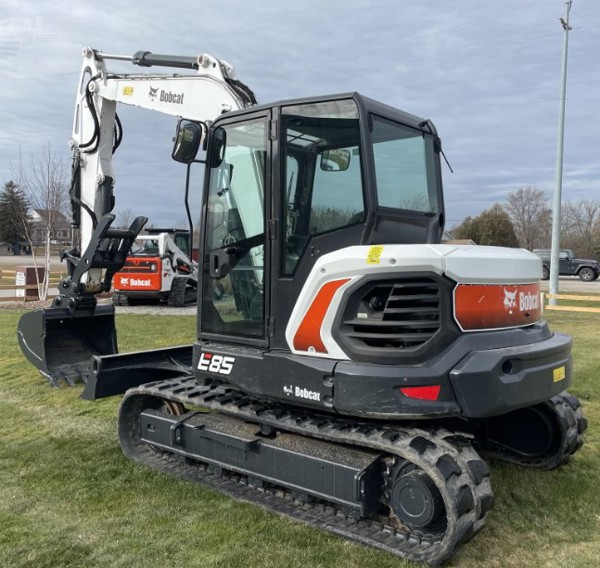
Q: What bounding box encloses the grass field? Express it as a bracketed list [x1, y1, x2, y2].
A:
[0, 310, 598, 568]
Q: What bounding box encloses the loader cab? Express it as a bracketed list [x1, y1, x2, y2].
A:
[199, 93, 445, 350]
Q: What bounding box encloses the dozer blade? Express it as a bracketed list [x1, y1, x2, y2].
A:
[17, 304, 118, 387]
[81, 345, 193, 401]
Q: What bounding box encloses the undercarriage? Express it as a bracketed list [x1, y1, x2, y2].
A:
[118, 377, 586, 565]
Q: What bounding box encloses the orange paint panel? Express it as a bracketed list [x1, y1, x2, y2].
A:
[115, 257, 162, 291]
[454, 282, 542, 331]
[293, 278, 351, 353]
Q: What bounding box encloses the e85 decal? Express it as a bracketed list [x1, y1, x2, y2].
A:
[197, 352, 235, 375]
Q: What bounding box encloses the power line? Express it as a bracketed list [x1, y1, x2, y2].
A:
[371, 0, 549, 47]
[408, 16, 559, 62]
[387, 29, 562, 82]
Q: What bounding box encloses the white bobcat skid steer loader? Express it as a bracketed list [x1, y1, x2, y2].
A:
[112, 228, 197, 306]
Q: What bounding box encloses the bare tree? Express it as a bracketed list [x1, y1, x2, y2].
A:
[115, 208, 135, 229]
[13, 144, 69, 300]
[561, 199, 600, 259]
[504, 187, 552, 250]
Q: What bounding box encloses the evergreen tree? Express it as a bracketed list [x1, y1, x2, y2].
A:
[453, 204, 519, 247]
[0, 181, 31, 251]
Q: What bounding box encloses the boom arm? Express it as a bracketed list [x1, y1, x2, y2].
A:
[16, 46, 258, 385]
[64, 47, 257, 306]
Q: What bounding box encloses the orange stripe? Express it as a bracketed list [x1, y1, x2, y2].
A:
[293, 279, 350, 353]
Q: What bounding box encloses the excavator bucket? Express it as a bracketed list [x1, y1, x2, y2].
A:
[17, 304, 118, 387]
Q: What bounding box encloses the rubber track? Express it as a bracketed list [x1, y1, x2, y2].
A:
[476, 392, 587, 470]
[119, 377, 493, 565]
[167, 278, 197, 307]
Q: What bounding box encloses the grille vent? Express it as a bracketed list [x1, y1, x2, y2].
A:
[119, 259, 158, 273]
[342, 277, 441, 351]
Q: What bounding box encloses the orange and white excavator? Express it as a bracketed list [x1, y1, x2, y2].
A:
[16, 47, 586, 565]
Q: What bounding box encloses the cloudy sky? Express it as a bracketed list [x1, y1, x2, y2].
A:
[0, 0, 598, 229]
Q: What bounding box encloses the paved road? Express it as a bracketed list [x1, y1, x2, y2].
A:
[539, 277, 600, 295]
[0, 255, 64, 270]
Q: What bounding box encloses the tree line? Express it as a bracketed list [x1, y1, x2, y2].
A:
[451, 187, 600, 259]
[3, 148, 599, 294]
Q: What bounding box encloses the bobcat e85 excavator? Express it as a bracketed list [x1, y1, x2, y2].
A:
[17, 47, 586, 565]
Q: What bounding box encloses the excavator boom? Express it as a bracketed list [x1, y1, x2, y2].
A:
[17, 47, 256, 386]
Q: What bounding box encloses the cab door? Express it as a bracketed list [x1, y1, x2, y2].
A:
[200, 112, 270, 346]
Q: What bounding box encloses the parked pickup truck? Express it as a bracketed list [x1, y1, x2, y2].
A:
[533, 248, 600, 281]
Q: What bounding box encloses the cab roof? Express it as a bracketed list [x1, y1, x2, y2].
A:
[221, 92, 431, 133]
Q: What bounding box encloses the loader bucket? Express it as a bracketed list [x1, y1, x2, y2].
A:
[17, 304, 118, 387]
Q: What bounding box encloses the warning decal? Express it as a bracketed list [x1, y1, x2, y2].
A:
[367, 246, 384, 264]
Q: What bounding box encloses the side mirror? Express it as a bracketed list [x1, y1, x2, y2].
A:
[172, 120, 204, 164]
[210, 127, 227, 168]
[319, 149, 351, 172]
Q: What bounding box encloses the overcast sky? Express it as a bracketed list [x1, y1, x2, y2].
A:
[0, 0, 598, 229]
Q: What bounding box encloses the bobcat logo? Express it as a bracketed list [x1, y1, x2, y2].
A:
[149, 86, 159, 101]
[503, 288, 517, 314]
[120, 277, 129, 286]
[283, 385, 293, 396]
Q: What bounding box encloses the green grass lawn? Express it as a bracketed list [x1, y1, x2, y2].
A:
[0, 310, 598, 568]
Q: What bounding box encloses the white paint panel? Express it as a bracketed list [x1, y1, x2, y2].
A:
[285, 244, 542, 358]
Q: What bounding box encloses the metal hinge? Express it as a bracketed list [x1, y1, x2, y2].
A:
[267, 218, 278, 240]
[269, 119, 277, 140]
[268, 316, 275, 338]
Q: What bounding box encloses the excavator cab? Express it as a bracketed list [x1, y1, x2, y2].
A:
[198, 93, 445, 351]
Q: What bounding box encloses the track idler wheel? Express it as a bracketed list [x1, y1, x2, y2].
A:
[118, 394, 186, 462]
[476, 391, 587, 469]
[387, 459, 447, 534]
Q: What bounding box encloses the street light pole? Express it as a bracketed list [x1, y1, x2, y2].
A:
[549, 0, 573, 305]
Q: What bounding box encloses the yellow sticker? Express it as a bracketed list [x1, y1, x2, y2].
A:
[122, 86, 134, 96]
[367, 245, 384, 264]
[553, 366, 566, 383]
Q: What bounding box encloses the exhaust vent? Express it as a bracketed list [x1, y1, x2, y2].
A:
[343, 278, 441, 350]
[333, 273, 459, 363]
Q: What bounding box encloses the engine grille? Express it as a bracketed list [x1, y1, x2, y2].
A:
[341, 277, 441, 351]
[120, 259, 159, 273]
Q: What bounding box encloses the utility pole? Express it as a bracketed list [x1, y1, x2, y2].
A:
[549, 0, 572, 305]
